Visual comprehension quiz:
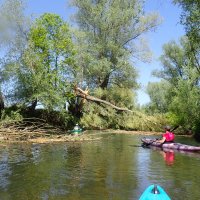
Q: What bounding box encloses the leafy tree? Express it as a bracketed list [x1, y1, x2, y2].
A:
[1, 11, 76, 113]
[173, 0, 200, 73]
[145, 81, 171, 114]
[71, 0, 161, 107]
[152, 37, 200, 134]
[153, 38, 186, 85]
[168, 76, 200, 132]
[68, 0, 162, 128]
[153, 37, 199, 87]
[152, 0, 200, 132]
[0, 0, 30, 104]
[0, 0, 29, 47]
[19, 13, 76, 111]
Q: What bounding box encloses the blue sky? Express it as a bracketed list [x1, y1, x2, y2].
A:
[137, 0, 185, 105]
[26, 0, 185, 105]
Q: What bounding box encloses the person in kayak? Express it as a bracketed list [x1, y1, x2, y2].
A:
[156, 126, 175, 144]
[73, 123, 80, 130]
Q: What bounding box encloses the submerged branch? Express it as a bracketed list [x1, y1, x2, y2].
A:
[0, 118, 66, 141]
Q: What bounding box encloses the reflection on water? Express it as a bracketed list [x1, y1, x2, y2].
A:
[162, 150, 175, 166]
[0, 133, 200, 200]
[0, 148, 11, 190]
[149, 147, 175, 166]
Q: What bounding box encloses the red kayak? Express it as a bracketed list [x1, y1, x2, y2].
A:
[141, 138, 200, 152]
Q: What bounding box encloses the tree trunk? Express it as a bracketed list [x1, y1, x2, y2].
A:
[29, 98, 38, 112]
[100, 74, 110, 89]
[0, 91, 4, 117]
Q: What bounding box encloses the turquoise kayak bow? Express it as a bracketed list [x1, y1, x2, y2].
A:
[139, 185, 171, 200]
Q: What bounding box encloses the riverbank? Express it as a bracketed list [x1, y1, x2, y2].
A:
[0, 127, 192, 144]
[0, 127, 163, 144]
[102, 129, 162, 135]
[0, 128, 98, 144]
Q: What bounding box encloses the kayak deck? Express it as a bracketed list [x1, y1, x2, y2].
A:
[141, 138, 200, 151]
[139, 184, 171, 200]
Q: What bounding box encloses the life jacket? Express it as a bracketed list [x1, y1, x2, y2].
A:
[163, 131, 175, 142]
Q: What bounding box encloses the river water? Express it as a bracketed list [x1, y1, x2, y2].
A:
[0, 132, 200, 200]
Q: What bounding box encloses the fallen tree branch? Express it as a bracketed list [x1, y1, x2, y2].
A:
[77, 93, 132, 112]
[75, 87, 132, 112]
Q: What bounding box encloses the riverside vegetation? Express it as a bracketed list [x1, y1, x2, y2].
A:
[0, 0, 199, 143]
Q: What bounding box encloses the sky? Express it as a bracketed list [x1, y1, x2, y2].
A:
[26, 0, 185, 105]
[137, 0, 185, 105]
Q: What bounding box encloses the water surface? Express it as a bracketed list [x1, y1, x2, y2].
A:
[0, 132, 200, 200]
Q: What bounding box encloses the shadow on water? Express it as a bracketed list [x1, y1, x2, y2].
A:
[0, 133, 200, 199]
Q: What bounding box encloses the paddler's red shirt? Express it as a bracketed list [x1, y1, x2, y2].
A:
[163, 131, 175, 142]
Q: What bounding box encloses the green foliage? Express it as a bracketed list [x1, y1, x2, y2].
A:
[70, 0, 162, 127]
[0, 106, 76, 131]
[93, 87, 136, 109]
[153, 38, 189, 85]
[165, 112, 181, 127]
[0, 0, 30, 94]
[0, 0, 29, 48]
[80, 103, 113, 129]
[32, 109, 75, 130]
[173, 0, 200, 49]
[150, 35, 200, 134]
[173, 0, 200, 82]
[72, 0, 161, 90]
[0, 0, 172, 132]
[1, 12, 76, 111]
[145, 81, 171, 114]
[0, 107, 23, 125]
[80, 100, 166, 131]
[21, 13, 76, 110]
[168, 78, 200, 130]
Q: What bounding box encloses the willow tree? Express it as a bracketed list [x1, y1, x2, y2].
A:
[151, 37, 200, 134]
[68, 0, 162, 129]
[1, 10, 76, 113]
[0, 0, 30, 104]
[71, 0, 161, 109]
[153, 38, 189, 87]
[0, 0, 29, 47]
